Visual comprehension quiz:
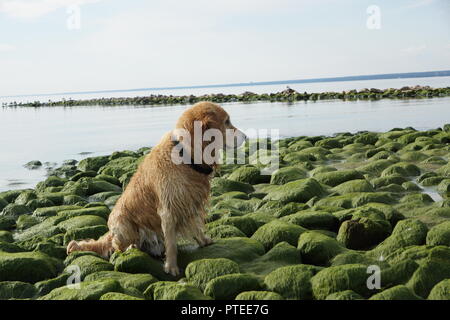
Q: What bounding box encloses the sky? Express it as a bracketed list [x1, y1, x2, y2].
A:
[0, 0, 449, 96]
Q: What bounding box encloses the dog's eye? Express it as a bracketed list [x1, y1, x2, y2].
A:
[225, 118, 230, 125]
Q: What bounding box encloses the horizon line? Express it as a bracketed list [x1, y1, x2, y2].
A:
[2, 69, 450, 99]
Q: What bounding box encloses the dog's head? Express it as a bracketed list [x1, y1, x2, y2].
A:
[172, 101, 246, 165]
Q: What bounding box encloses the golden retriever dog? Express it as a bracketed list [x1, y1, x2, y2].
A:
[67, 101, 247, 276]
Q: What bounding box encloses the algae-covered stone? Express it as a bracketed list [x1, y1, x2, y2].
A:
[426, 221, 450, 246]
[16, 215, 40, 231]
[270, 167, 307, 185]
[100, 292, 144, 300]
[145, 281, 211, 300]
[264, 264, 321, 299]
[298, 231, 348, 266]
[207, 216, 258, 237]
[369, 285, 422, 300]
[251, 220, 306, 250]
[316, 192, 395, 209]
[65, 255, 113, 280]
[0, 281, 38, 299]
[371, 175, 408, 189]
[406, 256, 450, 298]
[211, 178, 254, 196]
[325, 290, 364, 300]
[0, 251, 62, 283]
[206, 225, 246, 239]
[437, 179, 450, 194]
[39, 279, 122, 300]
[204, 273, 261, 300]
[14, 191, 37, 205]
[57, 215, 106, 232]
[63, 225, 109, 245]
[0, 230, 13, 243]
[235, 291, 284, 300]
[313, 170, 365, 187]
[227, 166, 270, 185]
[381, 162, 421, 177]
[178, 237, 265, 269]
[0, 216, 15, 231]
[263, 178, 324, 204]
[428, 279, 450, 300]
[1, 203, 30, 218]
[34, 273, 70, 296]
[33, 205, 82, 218]
[185, 258, 240, 291]
[272, 202, 309, 218]
[332, 179, 374, 194]
[77, 155, 110, 172]
[281, 211, 338, 231]
[57, 206, 110, 220]
[311, 264, 371, 299]
[368, 219, 428, 259]
[337, 218, 391, 250]
[113, 248, 167, 280]
[85, 271, 157, 292]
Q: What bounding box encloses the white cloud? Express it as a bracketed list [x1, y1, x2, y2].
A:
[0, 43, 15, 52]
[0, 0, 104, 19]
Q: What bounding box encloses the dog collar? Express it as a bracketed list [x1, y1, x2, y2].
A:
[172, 139, 214, 175]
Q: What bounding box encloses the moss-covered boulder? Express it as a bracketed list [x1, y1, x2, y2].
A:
[84, 271, 157, 292]
[145, 281, 211, 300]
[332, 179, 374, 194]
[185, 258, 240, 291]
[337, 218, 392, 250]
[207, 216, 258, 237]
[426, 221, 450, 246]
[281, 211, 338, 231]
[264, 264, 321, 299]
[235, 291, 284, 300]
[0, 281, 38, 299]
[211, 178, 254, 196]
[112, 248, 168, 280]
[0, 216, 15, 231]
[77, 156, 110, 172]
[270, 167, 307, 185]
[263, 178, 324, 204]
[428, 279, 450, 300]
[39, 279, 122, 300]
[251, 220, 306, 250]
[0, 230, 13, 243]
[206, 225, 246, 239]
[298, 231, 348, 266]
[0, 251, 62, 283]
[57, 215, 106, 232]
[204, 273, 261, 300]
[325, 290, 363, 300]
[64, 255, 113, 280]
[311, 264, 371, 299]
[227, 166, 270, 185]
[100, 292, 144, 300]
[369, 285, 422, 300]
[313, 170, 365, 187]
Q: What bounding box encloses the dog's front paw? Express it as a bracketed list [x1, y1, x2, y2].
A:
[164, 262, 180, 277]
[126, 244, 138, 251]
[66, 240, 81, 254]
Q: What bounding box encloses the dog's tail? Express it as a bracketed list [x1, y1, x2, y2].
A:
[66, 232, 114, 258]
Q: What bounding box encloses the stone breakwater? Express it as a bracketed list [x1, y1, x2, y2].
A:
[4, 86, 450, 107]
[0, 125, 450, 300]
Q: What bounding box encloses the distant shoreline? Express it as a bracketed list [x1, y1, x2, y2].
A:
[3, 85, 450, 108]
[2, 70, 450, 100]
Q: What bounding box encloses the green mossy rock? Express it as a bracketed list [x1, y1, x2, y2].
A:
[227, 166, 270, 185]
[145, 282, 211, 300]
[371, 175, 408, 189]
[98, 156, 139, 178]
[63, 225, 109, 245]
[325, 290, 364, 300]
[272, 202, 309, 218]
[313, 170, 365, 187]
[0, 241, 24, 253]
[207, 216, 258, 237]
[178, 237, 265, 269]
[185, 258, 240, 291]
[84, 271, 157, 292]
[57, 206, 110, 220]
[240, 242, 300, 275]
[281, 211, 338, 231]
[0, 251, 62, 283]
[100, 292, 144, 300]
[204, 273, 261, 300]
[251, 220, 306, 250]
[264, 264, 321, 299]
[368, 219, 428, 259]
[428, 279, 450, 300]
[426, 221, 450, 246]
[263, 178, 324, 204]
[33, 205, 82, 218]
[65, 255, 113, 280]
[77, 156, 110, 172]
[332, 179, 374, 194]
[211, 178, 254, 196]
[337, 218, 392, 250]
[206, 225, 246, 239]
[14, 191, 37, 205]
[357, 159, 395, 175]
[1, 203, 31, 218]
[406, 256, 450, 298]
[0, 281, 38, 299]
[316, 192, 395, 209]
[39, 279, 122, 300]
[311, 264, 371, 299]
[113, 248, 168, 280]
[369, 285, 422, 300]
[270, 167, 307, 185]
[235, 291, 284, 300]
[34, 273, 70, 296]
[298, 231, 348, 266]
[16, 215, 40, 231]
[381, 162, 421, 177]
[0, 230, 13, 243]
[57, 215, 106, 232]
